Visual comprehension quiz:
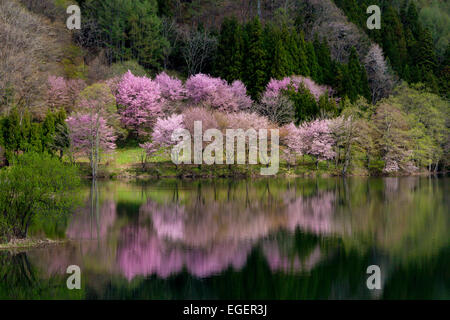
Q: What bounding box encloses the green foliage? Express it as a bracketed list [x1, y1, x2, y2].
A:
[270, 38, 291, 80]
[214, 17, 244, 83]
[62, 45, 88, 80]
[108, 60, 148, 78]
[213, 15, 368, 101]
[84, 0, 169, 70]
[0, 152, 80, 241]
[318, 94, 338, 116]
[0, 109, 68, 162]
[334, 0, 446, 96]
[242, 17, 266, 100]
[305, 42, 321, 82]
[344, 48, 371, 102]
[285, 84, 319, 124]
[389, 83, 449, 168]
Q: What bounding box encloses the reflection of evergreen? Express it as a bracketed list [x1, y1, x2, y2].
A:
[382, 247, 450, 299]
[0, 252, 83, 299]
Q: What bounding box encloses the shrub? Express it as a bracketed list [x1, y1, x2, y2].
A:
[0, 153, 80, 242]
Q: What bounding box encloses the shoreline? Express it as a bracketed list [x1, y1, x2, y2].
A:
[0, 238, 68, 251]
[83, 162, 448, 180]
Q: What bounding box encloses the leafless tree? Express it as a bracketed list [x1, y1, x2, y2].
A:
[253, 95, 294, 126]
[0, 0, 60, 115]
[181, 29, 217, 75]
[299, 0, 371, 63]
[161, 17, 182, 69]
[19, 0, 65, 22]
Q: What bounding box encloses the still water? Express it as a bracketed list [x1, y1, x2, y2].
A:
[1, 177, 448, 299]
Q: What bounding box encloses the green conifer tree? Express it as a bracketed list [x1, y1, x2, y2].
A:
[215, 17, 244, 83]
[243, 17, 266, 100]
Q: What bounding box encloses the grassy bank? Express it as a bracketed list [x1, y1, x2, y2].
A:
[73, 147, 435, 179]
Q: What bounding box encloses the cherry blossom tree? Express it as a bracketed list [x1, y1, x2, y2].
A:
[154, 72, 186, 101]
[47, 76, 86, 112]
[116, 71, 164, 137]
[182, 107, 218, 135]
[140, 114, 184, 160]
[281, 122, 305, 166]
[154, 72, 187, 115]
[67, 84, 119, 177]
[263, 76, 332, 101]
[185, 74, 252, 112]
[66, 113, 116, 177]
[301, 119, 335, 167]
[282, 119, 335, 168]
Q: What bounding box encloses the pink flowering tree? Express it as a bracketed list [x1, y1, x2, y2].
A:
[263, 76, 332, 101]
[282, 120, 335, 168]
[154, 72, 187, 115]
[154, 72, 186, 101]
[116, 71, 164, 137]
[300, 119, 335, 168]
[185, 74, 252, 112]
[66, 113, 116, 177]
[68, 84, 118, 178]
[140, 114, 185, 162]
[47, 76, 86, 112]
[281, 122, 305, 166]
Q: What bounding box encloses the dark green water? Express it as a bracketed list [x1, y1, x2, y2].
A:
[1, 177, 448, 299]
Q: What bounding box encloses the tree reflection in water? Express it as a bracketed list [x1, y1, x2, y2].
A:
[1, 176, 447, 299]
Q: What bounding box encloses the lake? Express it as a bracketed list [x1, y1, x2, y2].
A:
[0, 176, 448, 299]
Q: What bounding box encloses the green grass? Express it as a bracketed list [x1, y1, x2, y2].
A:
[112, 147, 144, 166]
[70, 147, 362, 178]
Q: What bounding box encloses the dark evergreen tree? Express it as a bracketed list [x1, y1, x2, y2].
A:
[305, 42, 321, 82]
[215, 17, 244, 83]
[295, 31, 310, 76]
[414, 28, 437, 75]
[381, 5, 408, 76]
[286, 84, 319, 124]
[270, 38, 291, 80]
[313, 36, 333, 84]
[84, 0, 168, 70]
[243, 18, 266, 100]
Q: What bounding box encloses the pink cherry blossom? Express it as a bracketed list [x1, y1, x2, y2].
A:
[116, 71, 164, 136]
[263, 76, 332, 101]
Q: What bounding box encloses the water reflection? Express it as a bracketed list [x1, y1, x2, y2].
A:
[1, 177, 448, 299]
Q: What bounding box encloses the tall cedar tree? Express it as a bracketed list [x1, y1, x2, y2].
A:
[215, 17, 244, 83]
[243, 18, 266, 100]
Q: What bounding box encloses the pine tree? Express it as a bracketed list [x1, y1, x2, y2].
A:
[414, 28, 437, 75]
[346, 48, 371, 101]
[382, 5, 408, 76]
[305, 42, 321, 82]
[406, 1, 420, 38]
[271, 38, 290, 80]
[215, 17, 244, 83]
[85, 0, 168, 70]
[295, 31, 310, 76]
[314, 36, 333, 84]
[286, 84, 319, 124]
[243, 17, 266, 100]
[283, 29, 298, 75]
[41, 111, 56, 152]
